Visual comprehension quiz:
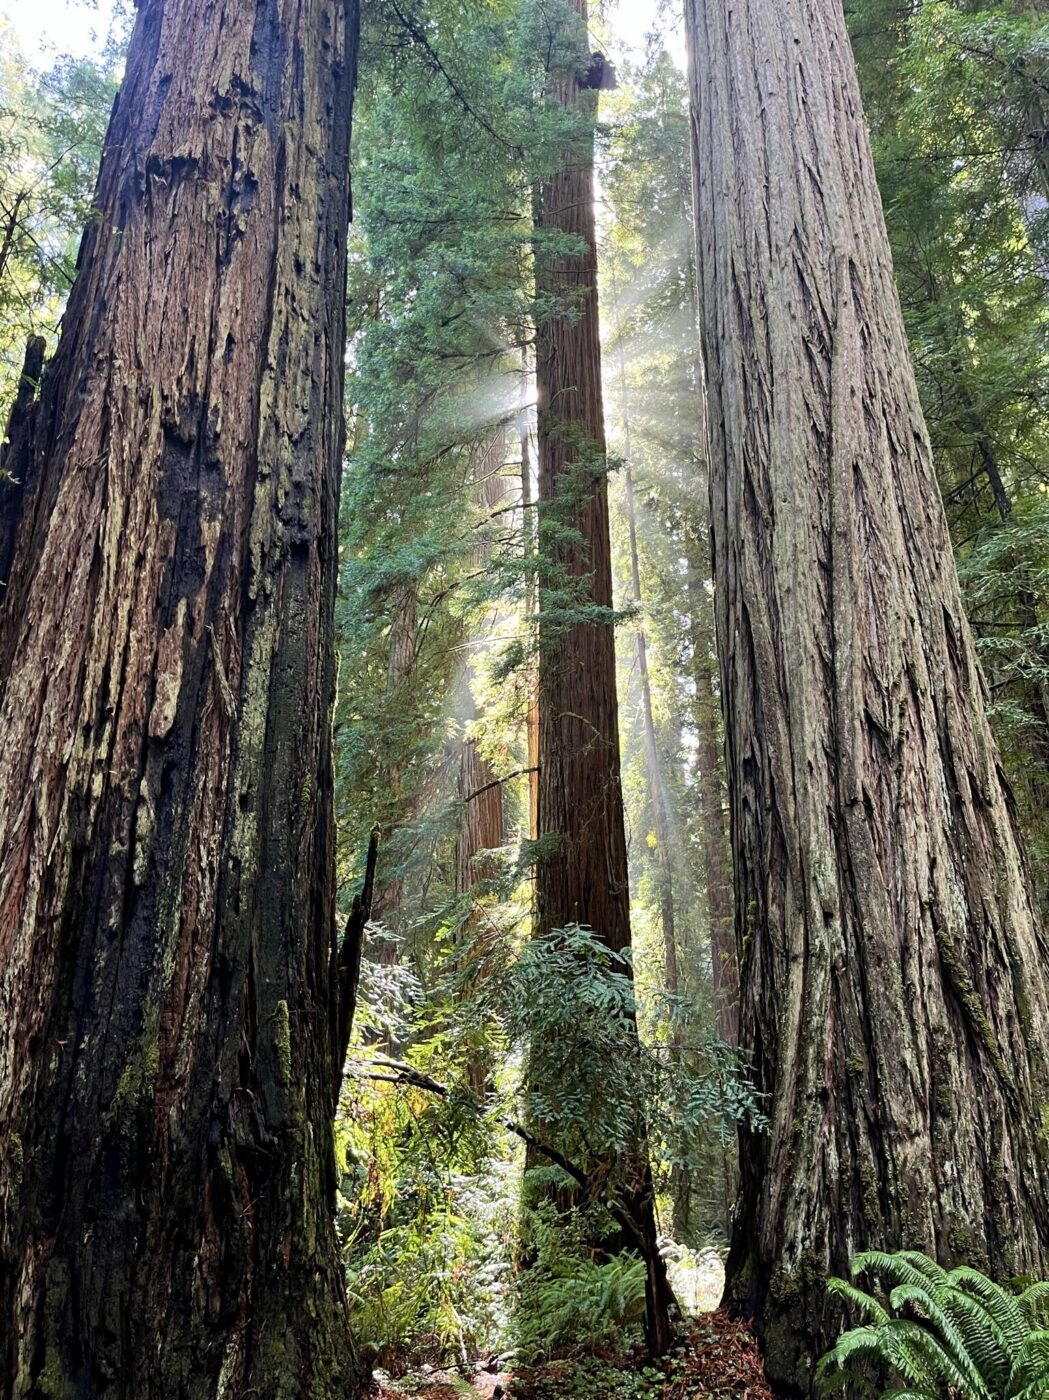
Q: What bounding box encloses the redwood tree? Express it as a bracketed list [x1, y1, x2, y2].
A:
[0, 0, 360, 1393]
[532, 0, 675, 1357]
[685, 0, 1049, 1390]
[534, 14, 629, 959]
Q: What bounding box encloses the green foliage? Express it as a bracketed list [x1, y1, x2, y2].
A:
[516, 1211, 649, 1359]
[600, 49, 737, 1243]
[849, 0, 1049, 900]
[338, 1028, 517, 1369]
[0, 21, 121, 404]
[461, 922, 763, 1180]
[817, 1251, 1049, 1398]
[338, 915, 760, 1369]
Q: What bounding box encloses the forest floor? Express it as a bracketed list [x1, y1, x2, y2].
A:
[368, 1311, 773, 1400]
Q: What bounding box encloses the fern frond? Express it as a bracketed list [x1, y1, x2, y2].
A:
[816, 1364, 880, 1396]
[1020, 1282, 1049, 1330]
[1009, 1327, 1049, 1395]
[893, 1252, 951, 1285]
[853, 1251, 948, 1297]
[817, 1323, 898, 1381]
[883, 1318, 989, 1397]
[820, 1254, 1049, 1400]
[887, 1283, 987, 1396]
[1009, 1383, 1049, 1400]
[827, 1276, 891, 1327]
[948, 1266, 1028, 1356]
[938, 1284, 1011, 1391]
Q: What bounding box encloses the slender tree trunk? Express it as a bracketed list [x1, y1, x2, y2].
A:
[685, 0, 1049, 1391]
[370, 581, 418, 964]
[678, 191, 737, 1048]
[456, 712, 505, 898]
[532, 2, 675, 1357]
[610, 266, 680, 1001]
[520, 350, 540, 844]
[0, 1, 360, 1393]
[0, 333, 45, 589]
[626, 465, 680, 997]
[457, 432, 508, 902]
[0, 191, 28, 292]
[1006, 0, 1049, 281]
[685, 537, 737, 1241]
[685, 548, 736, 1048]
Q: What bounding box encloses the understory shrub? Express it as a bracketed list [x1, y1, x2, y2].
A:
[818, 1250, 1049, 1398]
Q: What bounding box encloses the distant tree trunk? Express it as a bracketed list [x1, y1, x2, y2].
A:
[456, 714, 505, 897]
[457, 431, 507, 902]
[685, 534, 737, 1241]
[533, 0, 675, 1357]
[685, 0, 1049, 1391]
[1007, 0, 1049, 280]
[678, 203, 737, 1048]
[0, 0, 360, 1394]
[611, 277, 679, 1001]
[0, 333, 45, 589]
[685, 544, 736, 1048]
[370, 580, 419, 965]
[454, 690, 504, 1095]
[520, 351, 540, 843]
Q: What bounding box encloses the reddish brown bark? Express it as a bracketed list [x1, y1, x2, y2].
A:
[685, 0, 1049, 1390]
[534, 33, 630, 959]
[532, 2, 675, 1358]
[456, 721, 505, 896]
[0, 0, 360, 1393]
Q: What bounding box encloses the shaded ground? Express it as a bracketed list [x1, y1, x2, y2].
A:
[369, 1312, 773, 1400]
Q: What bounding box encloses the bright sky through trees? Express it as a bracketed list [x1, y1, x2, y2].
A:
[3, 0, 118, 63]
[5, 0, 678, 68]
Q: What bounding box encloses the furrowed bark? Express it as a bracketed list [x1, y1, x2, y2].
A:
[532, 2, 675, 1357]
[534, 23, 630, 959]
[0, 0, 361, 1393]
[684, 0, 1049, 1390]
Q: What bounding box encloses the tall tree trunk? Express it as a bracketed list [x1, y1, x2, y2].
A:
[369, 580, 418, 968]
[1006, 0, 1049, 281]
[678, 190, 737, 1049]
[610, 265, 680, 1001]
[456, 710, 505, 898]
[0, 1, 360, 1394]
[685, 535, 737, 1241]
[0, 333, 45, 590]
[685, 547, 736, 1048]
[685, 0, 1049, 1391]
[532, 2, 675, 1358]
[457, 431, 508, 902]
[520, 349, 540, 844]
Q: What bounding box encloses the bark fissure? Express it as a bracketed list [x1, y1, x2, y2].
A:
[685, 0, 1049, 1391]
[0, 2, 361, 1394]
